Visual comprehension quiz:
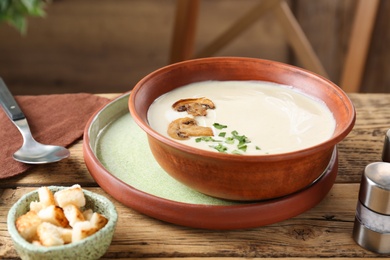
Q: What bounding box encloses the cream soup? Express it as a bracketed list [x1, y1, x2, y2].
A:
[147, 80, 336, 155]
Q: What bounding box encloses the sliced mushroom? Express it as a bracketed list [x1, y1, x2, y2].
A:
[172, 98, 215, 116]
[168, 117, 213, 140]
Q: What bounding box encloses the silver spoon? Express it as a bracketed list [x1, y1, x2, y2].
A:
[0, 78, 70, 164]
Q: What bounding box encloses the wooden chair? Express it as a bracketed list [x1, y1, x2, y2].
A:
[340, 0, 379, 92]
[170, 0, 380, 92]
[170, 0, 327, 77]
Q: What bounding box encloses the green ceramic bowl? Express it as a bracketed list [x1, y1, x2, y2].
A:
[7, 186, 118, 260]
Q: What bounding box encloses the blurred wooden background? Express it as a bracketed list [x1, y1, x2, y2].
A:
[0, 0, 389, 95]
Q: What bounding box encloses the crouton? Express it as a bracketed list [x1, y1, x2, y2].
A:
[37, 205, 69, 228]
[62, 204, 85, 228]
[82, 209, 93, 221]
[32, 240, 42, 246]
[59, 227, 73, 244]
[16, 211, 42, 242]
[38, 187, 56, 207]
[37, 222, 65, 247]
[29, 201, 44, 213]
[72, 221, 98, 242]
[29, 187, 56, 213]
[90, 212, 108, 230]
[54, 185, 86, 208]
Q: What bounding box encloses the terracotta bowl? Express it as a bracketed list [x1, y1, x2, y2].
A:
[129, 57, 355, 201]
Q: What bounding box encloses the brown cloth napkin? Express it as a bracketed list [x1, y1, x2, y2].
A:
[0, 93, 110, 179]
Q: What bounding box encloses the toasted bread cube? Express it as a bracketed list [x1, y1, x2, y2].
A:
[54, 185, 85, 208]
[37, 205, 69, 228]
[37, 223, 72, 245]
[38, 187, 55, 207]
[32, 240, 42, 246]
[82, 209, 93, 221]
[90, 212, 108, 230]
[63, 204, 85, 228]
[37, 222, 64, 247]
[16, 211, 42, 242]
[29, 187, 56, 213]
[72, 221, 98, 242]
[59, 227, 73, 244]
[29, 201, 44, 213]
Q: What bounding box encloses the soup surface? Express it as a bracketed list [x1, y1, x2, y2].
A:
[147, 80, 336, 155]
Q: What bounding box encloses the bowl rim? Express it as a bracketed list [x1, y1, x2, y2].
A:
[7, 186, 118, 253]
[129, 56, 356, 161]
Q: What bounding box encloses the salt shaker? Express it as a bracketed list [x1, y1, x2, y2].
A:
[353, 162, 390, 254]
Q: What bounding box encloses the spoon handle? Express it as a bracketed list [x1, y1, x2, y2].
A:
[0, 77, 25, 121]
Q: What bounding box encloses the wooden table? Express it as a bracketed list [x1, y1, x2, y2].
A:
[1, 93, 390, 259]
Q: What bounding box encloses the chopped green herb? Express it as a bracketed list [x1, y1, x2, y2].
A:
[218, 132, 226, 137]
[225, 137, 235, 144]
[211, 143, 228, 153]
[213, 123, 227, 130]
[231, 130, 250, 145]
[196, 136, 221, 143]
[193, 123, 261, 154]
[237, 143, 247, 152]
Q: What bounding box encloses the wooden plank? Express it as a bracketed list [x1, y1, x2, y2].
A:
[336, 93, 390, 182]
[0, 184, 380, 258]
